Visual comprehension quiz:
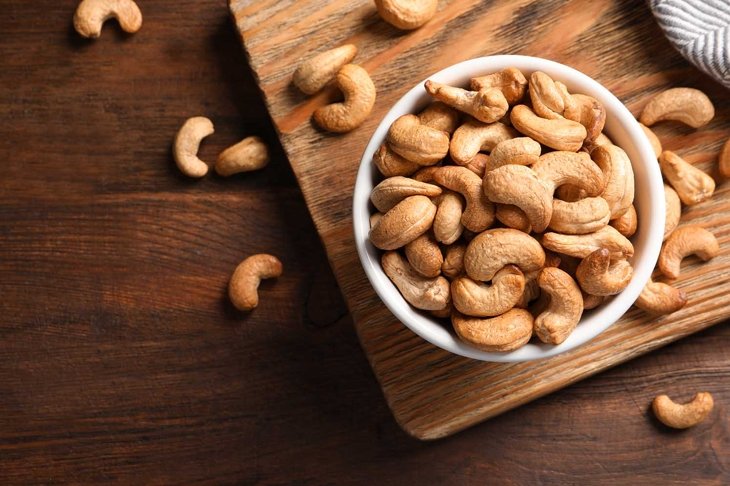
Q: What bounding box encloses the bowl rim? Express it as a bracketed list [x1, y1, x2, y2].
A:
[352, 55, 665, 362]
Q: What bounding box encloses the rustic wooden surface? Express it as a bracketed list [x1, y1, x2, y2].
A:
[230, 0, 730, 441]
[0, 0, 728, 483]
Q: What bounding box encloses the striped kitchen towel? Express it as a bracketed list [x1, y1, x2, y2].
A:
[649, 0, 730, 88]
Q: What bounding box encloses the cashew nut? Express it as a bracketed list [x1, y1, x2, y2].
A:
[369, 212, 383, 228]
[652, 393, 714, 429]
[313, 64, 376, 133]
[463, 153, 489, 177]
[549, 197, 611, 235]
[488, 137, 541, 169]
[433, 166, 495, 232]
[418, 102, 461, 134]
[517, 252, 561, 309]
[639, 123, 662, 158]
[387, 114, 450, 165]
[441, 243, 466, 280]
[720, 138, 730, 179]
[174, 117, 215, 178]
[534, 267, 584, 344]
[529, 71, 565, 119]
[594, 132, 614, 148]
[433, 191, 464, 245]
[464, 228, 545, 281]
[592, 144, 635, 218]
[405, 232, 443, 278]
[451, 266, 525, 317]
[582, 292, 605, 310]
[449, 120, 517, 164]
[370, 176, 442, 212]
[575, 248, 633, 296]
[430, 303, 453, 319]
[381, 251, 450, 310]
[658, 225, 719, 280]
[470, 67, 528, 105]
[373, 143, 420, 177]
[215, 136, 269, 176]
[510, 104, 587, 152]
[664, 184, 681, 241]
[659, 150, 715, 206]
[374, 0, 438, 30]
[229, 254, 283, 311]
[532, 151, 606, 196]
[369, 195, 436, 250]
[292, 44, 358, 95]
[609, 204, 637, 238]
[496, 204, 532, 233]
[74, 0, 142, 38]
[483, 165, 553, 232]
[542, 225, 634, 259]
[411, 166, 441, 183]
[640, 87, 714, 128]
[425, 81, 509, 124]
[451, 309, 534, 352]
[634, 277, 687, 314]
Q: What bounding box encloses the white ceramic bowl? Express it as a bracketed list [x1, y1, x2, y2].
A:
[353, 55, 664, 362]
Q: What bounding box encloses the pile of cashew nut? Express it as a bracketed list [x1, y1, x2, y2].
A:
[368, 67, 643, 352]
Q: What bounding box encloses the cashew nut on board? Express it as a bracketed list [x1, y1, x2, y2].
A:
[663, 184, 681, 241]
[659, 150, 715, 206]
[470, 67, 528, 104]
[640, 87, 715, 128]
[652, 393, 714, 429]
[215, 136, 269, 176]
[374, 0, 438, 30]
[313, 64, 376, 133]
[534, 267, 584, 345]
[174, 117, 215, 178]
[74, 0, 142, 38]
[292, 44, 358, 95]
[229, 254, 283, 312]
[451, 309, 534, 352]
[658, 225, 719, 280]
[387, 114, 450, 165]
[639, 123, 662, 158]
[451, 265, 525, 317]
[634, 277, 687, 315]
[381, 251, 450, 311]
[425, 81, 509, 124]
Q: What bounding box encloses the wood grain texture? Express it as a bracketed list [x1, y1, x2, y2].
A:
[231, 0, 730, 439]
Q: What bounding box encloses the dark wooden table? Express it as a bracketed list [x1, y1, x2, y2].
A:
[0, 1, 728, 484]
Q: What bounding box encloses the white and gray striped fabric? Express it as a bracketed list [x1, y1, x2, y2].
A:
[649, 0, 730, 89]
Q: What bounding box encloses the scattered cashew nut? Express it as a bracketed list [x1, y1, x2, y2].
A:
[292, 44, 358, 95]
[640, 87, 714, 128]
[510, 104, 587, 152]
[74, 0, 142, 38]
[215, 136, 269, 176]
[174, 117, 215, 178]
[369, 195, 436, 250]
[534, 267, 584, 345]
[374, 0, 438, 30]
[313, 64, 376, 133]
[576, 248, 633, 296]
[382, 251, 450, 310]
[658, 225, 719, 279]
[229, 254, 283, 311]
[451, 309, 534, 352]
[464, 228, 545, 281]
[652, 393, 714, 429]
[425, 81, 508, 124]
[659, 150, 715, 206]
[634, 277, 687, 314]
[387, 114, 450, 165]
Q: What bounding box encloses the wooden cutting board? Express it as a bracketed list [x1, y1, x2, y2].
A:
[229, 0, 730, 439]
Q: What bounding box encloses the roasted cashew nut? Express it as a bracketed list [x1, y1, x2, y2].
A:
[575, 248, 633, 296]
[464, 228, 545, 281]
[582, 292, 605, 310]
[529, 71, 565, 119]
[373, 143, 420, 177]
[405, 232, 443, 278]
[487, 137, 541, 170]
[566, 94, 606, 144]
[411, 166, 441, 183]
[313, 64, 376, 133]
[387, 114, 450, 165]
[174, 117, 215, 178]
[542, 226, 634, 259]
[663, 184, 681, 241]
[229, 254, 283, 311]
[451, 265, 525, 317]
[418, 102, 461, 134]
[640, 87, 714, 128]
[634, 277, 687, 314]
[639, 123, 662, 158]
[369, 195, 436, 250]
[374, 0, 438, 30]
[451, 309, 534, 352]
[510, 104, 587, 152]
[433, 166, 495, 232]
[74, 0, 142, 38]
[370, 176, 442, 212]
[532, 151, 606, 197]
[470, 67, 528, 105]
[534, 267, 584, 345]
[549, 197, 611, 235]
[292, 44, 358, 95]
[441, 243, 466, 280]
[591, 144, 635, 218]
[609, 204, 637, 238]
[382, 251, 450, 311]
[449, 120, 517, 164]
[516, 252, 561, 309]
[652, 392, 714, 429]
[425, 81, 509, 124]
[463, 153, 489, 177]
[483, 165, 553, 232]
[433, 191, 464, 245]
[658, 225, 719, 279]
[495, 204, 532, 233]
[215, 136, 269, 176]
[659, 150, 715, 206]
